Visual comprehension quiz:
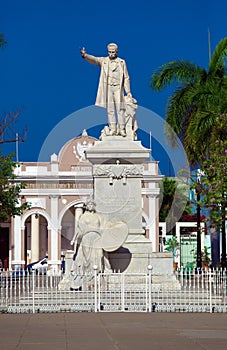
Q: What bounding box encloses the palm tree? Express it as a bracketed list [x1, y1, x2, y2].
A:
[150, 37, 227, 165]
[151, 38, 227, 268]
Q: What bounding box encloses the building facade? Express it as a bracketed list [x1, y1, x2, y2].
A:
[0, 131, 162, 271]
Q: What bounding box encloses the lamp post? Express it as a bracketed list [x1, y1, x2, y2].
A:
[196, 182, 202, 269]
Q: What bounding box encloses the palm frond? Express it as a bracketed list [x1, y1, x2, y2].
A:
[209, 37, 227, 74]
[150, 37, 227, 166]
[182, 81, 218, 110]
[184, 111, 216, 164]
[165, 84, 197, 145]
[150, 60, 205, 91]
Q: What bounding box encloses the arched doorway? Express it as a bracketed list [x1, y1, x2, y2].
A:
[0, 224, 10, 269]
[24, 213, 48, 266]
[61, 206, 75, 252]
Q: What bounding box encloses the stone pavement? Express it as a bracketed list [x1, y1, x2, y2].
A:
[0, 313, 227, 350]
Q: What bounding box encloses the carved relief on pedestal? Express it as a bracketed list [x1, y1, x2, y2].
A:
[93, 161, 143, 184]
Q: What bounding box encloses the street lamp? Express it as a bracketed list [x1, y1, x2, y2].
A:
[196, 181, 202, 269]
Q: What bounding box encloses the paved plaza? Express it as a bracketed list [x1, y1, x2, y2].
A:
[0, 312, 227, 350]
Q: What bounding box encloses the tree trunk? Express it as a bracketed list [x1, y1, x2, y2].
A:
[210, 226, 220, 268]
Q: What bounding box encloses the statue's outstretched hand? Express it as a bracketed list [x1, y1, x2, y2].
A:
[80, 47, 86, 58]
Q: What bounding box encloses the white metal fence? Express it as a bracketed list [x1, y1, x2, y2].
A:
[0, 268, 226, 313]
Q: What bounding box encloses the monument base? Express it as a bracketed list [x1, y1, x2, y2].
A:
[109, 236, 173, 274]
[58, 248, 174, 291]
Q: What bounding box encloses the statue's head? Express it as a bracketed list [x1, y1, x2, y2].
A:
[85, 198, 96, 212]
[107, 43, 118, 59]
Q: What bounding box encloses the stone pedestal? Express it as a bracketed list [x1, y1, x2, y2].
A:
[86, 136, 154, 272]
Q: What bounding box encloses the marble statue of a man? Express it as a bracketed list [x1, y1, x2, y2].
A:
[80, 43, 132, 137]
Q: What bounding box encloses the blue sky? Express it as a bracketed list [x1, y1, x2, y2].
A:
[1, 0, 226, 175]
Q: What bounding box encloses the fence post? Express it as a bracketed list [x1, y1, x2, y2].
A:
[32, 271, 35, 314]
[121, 273, 125, 312]
[93, 265, 98, 312]
[147, 265, 153, 312]
[209, 269, 212, 313]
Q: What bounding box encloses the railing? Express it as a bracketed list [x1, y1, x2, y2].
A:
[152, 268, 227, 313]
[0, 268, 226, 314]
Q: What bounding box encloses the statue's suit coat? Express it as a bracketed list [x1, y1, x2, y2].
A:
[84, 54, 130, 109]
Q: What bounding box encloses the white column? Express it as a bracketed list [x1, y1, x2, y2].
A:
[12, 215, 24, 267]
[147, 194, 159, 252]
[49, 195, 60, 271]
[146, 163, 161, 252]
[31, 214, 39, 262]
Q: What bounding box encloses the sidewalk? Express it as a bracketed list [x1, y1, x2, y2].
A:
[1, 312, 227, 350]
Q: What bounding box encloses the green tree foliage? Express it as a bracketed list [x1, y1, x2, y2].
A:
[159, 177, 191, 232]
[191, 246, 211, 267]
[199, 114, 227, 262]
[199, 130, 226, 224]
[188, 114, 227, 267]
[159, 177, 177, 222]
[0, 153, 29, 222]
[150, 37, 227, 165]
[165, 236, 179, 262]
[201, 246, 211, 267]
[195, 114, 226, 224]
